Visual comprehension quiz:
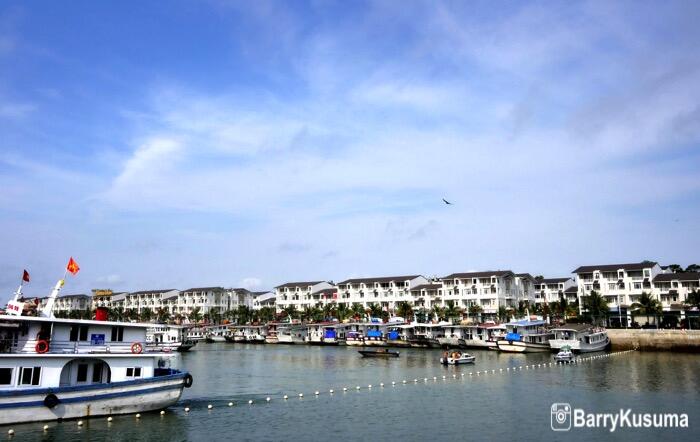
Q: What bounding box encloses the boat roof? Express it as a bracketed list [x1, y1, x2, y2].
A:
[0, 314, 151, 328]
[506, 319, 547, 326]
[551, 323, 595, 332]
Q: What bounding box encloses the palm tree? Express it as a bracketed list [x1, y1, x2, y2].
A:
[350, 303, 365, 320]
[188, 307, 202, 324]
[431, 305, 445, 322]
[497, 306, 508, 323]
[468, 304, 483, 321]
[336, 303, 350, 321]
[396, 301, 413, 321]
[281, 305, 298, 321]
[685, 290, 700, 309]
[140, 308, 153, 322]
[631, 292, 662, 328]
[444, 300, 462, 322]
[582, 290, 609, 325]
[236, 305, 252, 324]
[156, 308, 170, 323]
[258, 306, 275, 322]
[367, 303, 383, 318]
[322, 303, 336, 320]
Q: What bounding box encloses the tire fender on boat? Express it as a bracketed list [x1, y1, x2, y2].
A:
[43, 393, 60, 409]
[131, 342, 144, 354]
[183, 373, 194, 388]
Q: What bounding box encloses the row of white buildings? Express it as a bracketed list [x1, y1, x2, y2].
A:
[27, 261, 700, 324]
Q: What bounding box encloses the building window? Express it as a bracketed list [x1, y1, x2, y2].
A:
[19, 367, 41, 386]
[77, 364, 88, 383]
[0, 368, 12, 385]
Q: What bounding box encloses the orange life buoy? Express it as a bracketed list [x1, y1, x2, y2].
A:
[35, 339, 50, 354]
[131, 342, 143, 354]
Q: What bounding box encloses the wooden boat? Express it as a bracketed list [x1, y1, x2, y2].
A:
[358, 349, 400, 358]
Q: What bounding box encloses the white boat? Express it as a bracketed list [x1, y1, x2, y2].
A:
[463, 323, 506, 349]
[549, 324, 610, 353]
[554, 346, 575, 363]
[438, 325, 468, 348]
[186, 327, 207, 341]
[410, 323, 448, 348]
[203, 325, 229, 342]
[146, 325, 196, 352]
[264, 323, 280, 344]
[277, 325, 307, 344]
[496, 319, 553, 353]
[440, 350, 476, 365]
[0, 279, 192, 425]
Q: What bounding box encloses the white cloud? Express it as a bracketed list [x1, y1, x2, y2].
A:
[240, 277, 262, 290]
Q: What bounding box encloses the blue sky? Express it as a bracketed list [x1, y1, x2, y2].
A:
[1, 1, 699, 301]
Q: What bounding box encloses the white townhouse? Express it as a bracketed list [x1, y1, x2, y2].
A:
[336, 275, 429, 312]
[439, 271, 519, 317]
[515, 273, 536, 304]
[39, 294, 92, 314]
[252, 291, 276, 310]
[652, 272, 700, 313]
[409, 282, 443, 310]
[573, 261, 663, 323]
[177, 286, 236, 316]
[123, 289, 180, 314]
[533, 278, 577, 305]
[275, 281, 335, 312]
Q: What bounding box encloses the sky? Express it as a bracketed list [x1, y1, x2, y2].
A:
[1, 0, 699, 302]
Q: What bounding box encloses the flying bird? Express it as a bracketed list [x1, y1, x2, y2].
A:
[442, 198, 452, 205]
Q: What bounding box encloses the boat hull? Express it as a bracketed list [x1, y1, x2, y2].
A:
[497, 340, 551, 353]
[0, 372, 188, 425]
[358, 350, 399, 358]
[437, 337, 465, 349]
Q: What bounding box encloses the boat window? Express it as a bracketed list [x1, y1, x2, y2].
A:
[111, 326, 124, 342]
[70, 325, 90, 342]
[19, 366, 41, 385]
[77, 364, 88, 383]
[0, 368, 12, 385]
[126, 367, 142, 378]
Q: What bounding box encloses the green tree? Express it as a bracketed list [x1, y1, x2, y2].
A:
[322, 303, 336, 320]
[336, 303, 350, 321]
[350, 303, 365, 320]
[468, 304, 483, 317]
[431, 304, 445, 321]
[140, 308, 153, 322]
[367, 303, 383, 318]
[281, 305, 298, 321]
[686, 264, 700, 273]
[396, 301, 413, 321]
[668, 264, 684, 273]
[497, 305, 508, 322]
[582, 290, 609, 325]
[685, 290, 700, 309]
[236, 305, 252, 324]
[188, 307, 202, 324]
[631, 292, 662, 315]
[258, 306, 276, 322]
[444, 300, 462, 322]
[156, 308, 170, 323]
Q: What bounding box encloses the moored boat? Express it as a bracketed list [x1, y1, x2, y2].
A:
[549, 324, 610, 353]
[146, 325, 196, 352]
[496, 319, 553, 353]
[554, 346, 575, 363]
[358, 349, 399, 358]
[1, 275, 192, 425]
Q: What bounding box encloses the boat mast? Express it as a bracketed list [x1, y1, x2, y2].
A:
[40, 278, 66, 318]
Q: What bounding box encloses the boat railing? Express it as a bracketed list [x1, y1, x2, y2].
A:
[1, 338, 149, 355]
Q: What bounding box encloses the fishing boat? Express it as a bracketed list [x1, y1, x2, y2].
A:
[146, 325, 196, 352]
[549, 324, 610, 353]
[410, 323, 447, 348]
[554, 346, 575, 363]
[0, 275, 192, 425]
[276, 325, 307, 344]
[496, 319, 553, 353]
[203, 325, 229, 343]
[438, 325, 468, 348]
[264, 323, 280, 344]
[306, 323, 342, 345]
[440, 350, 476, 365]
[358, 349, 400, 358]
[385, 324, 413, 347]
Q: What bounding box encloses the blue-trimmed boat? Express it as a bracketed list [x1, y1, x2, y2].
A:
[0, 278, 192, 425]
[496, 318, 553, 353]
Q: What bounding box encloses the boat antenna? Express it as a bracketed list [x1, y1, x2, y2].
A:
[41, 257, 80, 318]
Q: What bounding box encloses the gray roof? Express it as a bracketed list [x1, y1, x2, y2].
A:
[572, 262, 657, 273]
[441, 271, 514, 280]
[130, 289, 177, 295]
[337, 275, 421, 285]
[653, 272, 700, 283]
[275, 281, 325, 289]
[410, 283, 442, 291]
[539, 278, 572, 284]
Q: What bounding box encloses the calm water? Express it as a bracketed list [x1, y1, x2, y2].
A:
[6, 344, 700, 441]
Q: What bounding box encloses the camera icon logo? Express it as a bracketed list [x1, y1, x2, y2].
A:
[551, 403, 572, 431]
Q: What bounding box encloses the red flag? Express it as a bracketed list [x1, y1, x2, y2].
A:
[22, 270, 30, 283]
[66, 257, 80, 275]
